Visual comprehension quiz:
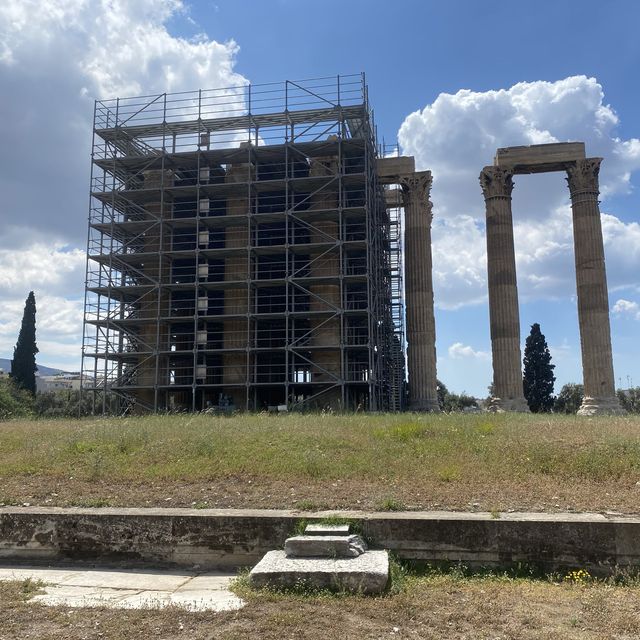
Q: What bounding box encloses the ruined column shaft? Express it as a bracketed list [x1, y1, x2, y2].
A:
[401, 172, 439, 412]
[480, 167, 528, 412]
[567, 158, 624, 415]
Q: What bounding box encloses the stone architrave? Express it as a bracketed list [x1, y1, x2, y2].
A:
[479, 166, 529, 412]
[566, 159, 624, 415]
[399, 172, 439, 412]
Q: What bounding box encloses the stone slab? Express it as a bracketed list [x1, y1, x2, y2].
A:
[376, 156, 416, 182]
[494, 142, 586, 174]
[249, 549, 389, 594]
[304, 524, 350, 536]
[0, 565, 244, 611]
[285, 534, 367, 558]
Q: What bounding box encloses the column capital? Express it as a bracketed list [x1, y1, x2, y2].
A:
[566, 157, 602, 195]
[479, 166, 514, 200]
[399, 171, 432, 198]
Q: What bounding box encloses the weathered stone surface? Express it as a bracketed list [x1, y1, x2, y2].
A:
[480, 166, 529, 413]
[304, 524, 350, 536]
[0, 566, 244, 611]
[284, 534, 367, 558]
[249, 549, 389, 594]
[376, 156, 416, 182]
[399, 171, 439, 412]
[495, 142, 586, 173]
[3, 507, 640, 574]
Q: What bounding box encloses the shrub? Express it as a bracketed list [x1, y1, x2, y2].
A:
[554, 383, 584, 414]
[0, 377, 34, 419]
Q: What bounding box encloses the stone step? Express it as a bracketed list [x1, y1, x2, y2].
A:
[304, 523, 350, 536]
[249, 549, 389, 595]
[284, 534, 367, 558]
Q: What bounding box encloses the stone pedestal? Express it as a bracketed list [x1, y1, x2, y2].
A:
[566, 159, 625, 415]
[480, 167, 529, 413]
[400, 172, 439, 412]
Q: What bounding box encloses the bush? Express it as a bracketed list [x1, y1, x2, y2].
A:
[554, 383, 584, 414]
[34, 389, 96, 417]
[617, 387, 640, 414]
[436, 379, 478, 412]
[0, 377, 34, 419]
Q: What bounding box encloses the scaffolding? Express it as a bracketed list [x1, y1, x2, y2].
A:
[82, 73, 406, 413]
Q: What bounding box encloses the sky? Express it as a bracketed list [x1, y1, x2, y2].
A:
[0, 0, 639, 397]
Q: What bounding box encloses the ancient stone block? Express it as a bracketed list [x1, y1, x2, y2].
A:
[249, 549, 389, 594]
[284, 534, 367, 558]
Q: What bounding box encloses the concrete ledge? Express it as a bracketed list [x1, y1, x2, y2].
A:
[2, 507, 639, 573]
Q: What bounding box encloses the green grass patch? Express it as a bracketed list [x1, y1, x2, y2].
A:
[1, 412, 640, 490]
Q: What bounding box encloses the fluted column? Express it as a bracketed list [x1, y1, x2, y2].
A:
[567, 158, 625, 415]
[480, 167, 528, 412]
[400, 171, 439, 412]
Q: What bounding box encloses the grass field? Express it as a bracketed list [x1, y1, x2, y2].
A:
[3, 569, 640, 639]
[1, 412, 639, 513]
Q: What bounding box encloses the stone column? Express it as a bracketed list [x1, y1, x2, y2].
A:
[222, 158, 251, 407]
[566, 158, 625, 415]
[308, 150, 342, 410]
[400, 171, 439, 412]
[480, 167, 528, 412]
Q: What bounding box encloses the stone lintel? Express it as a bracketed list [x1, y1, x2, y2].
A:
[495, 142, 586, 174]
[376, 156, 416, 184]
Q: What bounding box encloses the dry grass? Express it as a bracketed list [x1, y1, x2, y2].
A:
[3, 570, 640, 639]
[1, 412, 640, 513]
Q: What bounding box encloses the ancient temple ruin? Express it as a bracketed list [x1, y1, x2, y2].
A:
[81, 74, 439, 413]
[480, 142, 624, 415]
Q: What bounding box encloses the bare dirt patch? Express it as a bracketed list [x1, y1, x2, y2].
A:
[2, 575, 640, 639]
[2, 472, 640, 515]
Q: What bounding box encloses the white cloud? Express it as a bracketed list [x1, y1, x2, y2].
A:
[0, 0, 249, 365]
[0, 294, 84, 371]
[612, 299, 640, 320]
[447, 342, 490, 361]
[0, 0, 247, 248]
[399, 76, 640, 310]
[0, 244, 85, 297]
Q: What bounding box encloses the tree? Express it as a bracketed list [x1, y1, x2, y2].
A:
[437, 379, 478, 412]
[617, 387, 640, 414]
[436, 379, 448, 411]
[10, 291, 39, 395]
[554, 383, 584, 414]
[522, 323, 555, 412]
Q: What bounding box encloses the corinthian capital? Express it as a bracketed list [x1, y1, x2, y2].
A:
[399, 171, 432, 206]
[479, 166, 514, 199]
[566, 158, 602, 194]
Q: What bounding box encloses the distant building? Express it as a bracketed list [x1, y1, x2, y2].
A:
[36, 374, 82, 393]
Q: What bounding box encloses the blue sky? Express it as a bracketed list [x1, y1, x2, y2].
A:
[0, 0, 639, 397]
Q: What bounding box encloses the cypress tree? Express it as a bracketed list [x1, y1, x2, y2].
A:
[10, 291, 39, 395]
[522, 323, 555, 412]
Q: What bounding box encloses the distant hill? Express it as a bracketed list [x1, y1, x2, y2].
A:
[0, 358, 72, 377]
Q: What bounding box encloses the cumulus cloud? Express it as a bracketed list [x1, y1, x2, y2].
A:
[0, 0, 248, 366]
[0, 0, 246, 247]
[0, 294, 84, 371]
[612, 299, 640, 320]
[399, 76, 640, 310]
[447, 342, 490, 361]
[0, 244, 85, 297]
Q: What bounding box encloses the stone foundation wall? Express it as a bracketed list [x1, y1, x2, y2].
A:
[1, 507, 638, 574]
